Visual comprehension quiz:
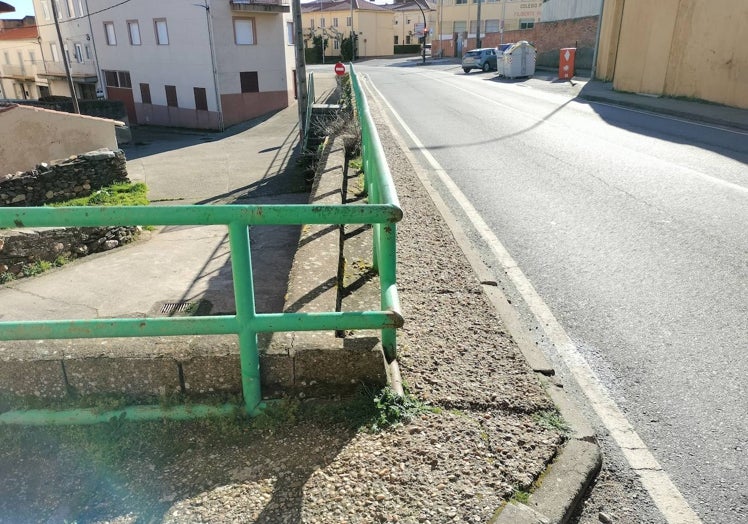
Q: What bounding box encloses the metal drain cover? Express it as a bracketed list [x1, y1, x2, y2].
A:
[151, 299, 212, 317]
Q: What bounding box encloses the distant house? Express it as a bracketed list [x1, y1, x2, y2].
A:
[87, 0, 296, 129]
[0, 25, 44, 100]
[32, 0, 100, 100]
[301, 0, 394, 59]
[391, 0, 436, 48]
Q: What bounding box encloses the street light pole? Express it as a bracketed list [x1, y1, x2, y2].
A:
[50, 0, 80, 113]
[413, 0, 427, 64]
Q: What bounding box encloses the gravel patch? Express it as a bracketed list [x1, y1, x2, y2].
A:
[0, 87, 565, 522]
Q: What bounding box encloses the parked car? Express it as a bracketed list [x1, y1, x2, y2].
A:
[462, 48, 497, 73]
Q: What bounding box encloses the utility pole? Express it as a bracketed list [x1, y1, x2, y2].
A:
[201, 0, 223, 131]
[350, 0, 355, 61]
[292, 0, 307, 141]
[500, 0, 507, 45]
[476, 0, 482, 48]
[50, 0, 80, 113]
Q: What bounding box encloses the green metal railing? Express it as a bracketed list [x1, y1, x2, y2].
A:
[0, 67, 402, 425]
[302, 72, 315, 151]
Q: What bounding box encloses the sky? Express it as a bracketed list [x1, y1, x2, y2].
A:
[0, 0, 35, 19]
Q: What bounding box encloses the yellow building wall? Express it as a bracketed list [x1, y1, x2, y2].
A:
[437, 0, 543, 39]
[302, 8, 394, 58]
[597, 0, 748, 109]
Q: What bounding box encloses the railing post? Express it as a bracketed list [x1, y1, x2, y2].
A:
[228, 222, 263, 415]
[380, 222, 398, 362]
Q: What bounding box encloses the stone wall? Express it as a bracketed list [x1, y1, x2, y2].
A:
[0, 226, 141, 277]
[0, 149, 128, 207]
[0, 147, 139, 279]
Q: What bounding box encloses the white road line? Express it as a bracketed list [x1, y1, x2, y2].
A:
[363, 74, 703, 524]
[383, 68, 748, 195]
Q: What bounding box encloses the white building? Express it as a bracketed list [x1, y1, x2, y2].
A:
[87, 0, 296, 129]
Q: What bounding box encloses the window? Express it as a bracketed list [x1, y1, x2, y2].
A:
[234, 18, 256, 45]
[50, 43, 60, 62]
[3, 51, 9, 65]
[333, 18, 338, 27]
[29, 51, 36, 64]
[470, 20, 483, 34]
[40, 0, 51, 20]
[74, 43, 83, 63]
[286, 21, 294, 45]
[85, 44, 91, 59]
[519, 19, 534, 30]
[140, 83, 151, 104]
[453, 21, 467, 33]
[320, 18, 325, 28]
[240, 71, 258, 93]
[309, 18, 315, 30]
[394, 35, 398, 45]
[165, 85, 178, 107]
[346, 16, 351, 27]
[334, 39, 339, 50]
[103, 70, 131, 88]
[194, 87, 208, 111]
[456, 0, 467, 4]
[104, 22, 116, 45]
[485, 19, 499, 33]
[128, 21, 141, 45]
[154, 19, 169, 45]
[405, 35, 411, 44]
[64, 45, 71, 64]
[67, 0, 78, 17]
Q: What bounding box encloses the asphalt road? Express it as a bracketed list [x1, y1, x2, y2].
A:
[346, 59, 748, 523]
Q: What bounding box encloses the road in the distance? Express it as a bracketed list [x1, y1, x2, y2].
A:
[352, 60, 748, 523]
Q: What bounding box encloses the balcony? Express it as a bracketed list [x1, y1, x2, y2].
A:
[38, 61, 98, 82]
[230, 0, 289, 14]
[0, 63, 36, 80]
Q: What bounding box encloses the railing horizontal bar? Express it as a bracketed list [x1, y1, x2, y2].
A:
[0, 316, 240, 341]
[0, 204, 402, 229]
[0, 403, 241, 426]
[254, 310, 404, 331]
[0, 310, 405, 341]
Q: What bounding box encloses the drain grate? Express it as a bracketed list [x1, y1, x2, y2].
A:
[160, 301, 196, 315]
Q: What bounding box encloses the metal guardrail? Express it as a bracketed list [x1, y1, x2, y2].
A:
[302, 72, 315, 151]
[0, 71, 402, 425]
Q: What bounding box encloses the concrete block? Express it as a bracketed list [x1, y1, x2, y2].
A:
[0, 359, 67, 399]
[65, 357, 181, 396]
[182, 354, 241, 394]
[295, 342, 386, 386]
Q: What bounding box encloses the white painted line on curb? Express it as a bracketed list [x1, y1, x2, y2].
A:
[363, 74, 703, 524]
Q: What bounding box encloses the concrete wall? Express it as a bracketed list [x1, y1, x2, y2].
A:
[597, 0, 748, 109]
[0, 104, 118, 175]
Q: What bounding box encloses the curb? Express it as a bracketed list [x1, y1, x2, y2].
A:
[576, 84, 748, 132]
[362, 77, 602, 523]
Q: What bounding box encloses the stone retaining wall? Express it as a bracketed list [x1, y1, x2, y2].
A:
[0, 226, 141, 276]
[1, 149, 128, 207]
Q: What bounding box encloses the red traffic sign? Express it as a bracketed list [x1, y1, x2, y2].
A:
[334, 62, 346, 76]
